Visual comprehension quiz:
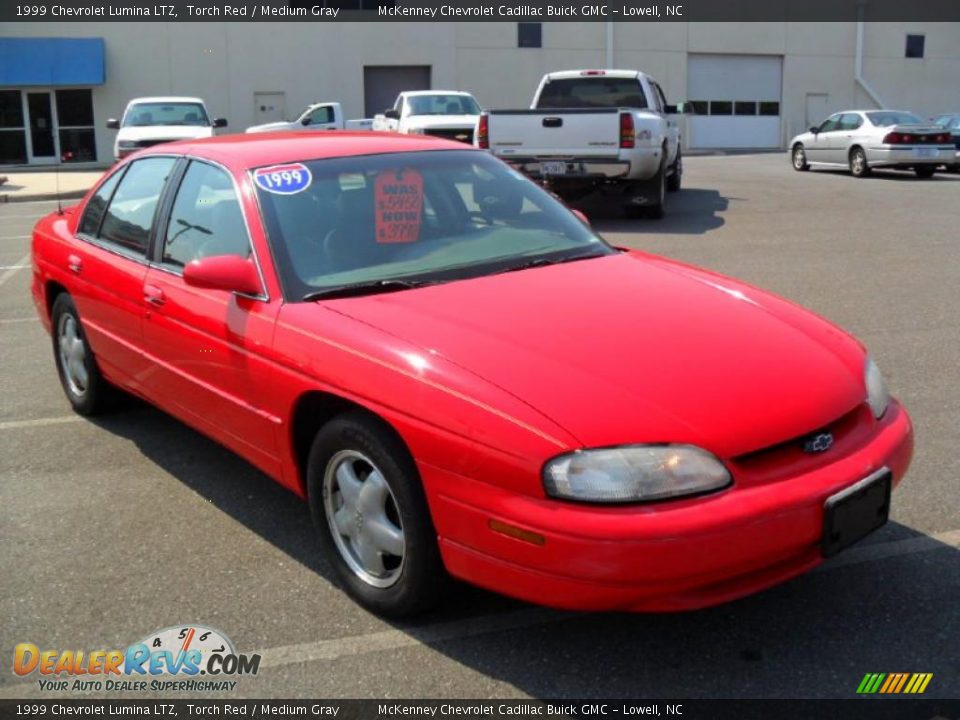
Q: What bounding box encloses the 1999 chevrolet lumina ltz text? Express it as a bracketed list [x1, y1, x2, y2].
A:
[31, 131, 912, 617]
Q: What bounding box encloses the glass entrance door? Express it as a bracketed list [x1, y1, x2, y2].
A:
[25, 91, 58, 164]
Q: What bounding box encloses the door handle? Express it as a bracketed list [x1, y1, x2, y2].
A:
[144, 284, 165, 306]
[67, 255, 83, 274]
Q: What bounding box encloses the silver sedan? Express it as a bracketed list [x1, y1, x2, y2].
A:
[789, 110, 954, 178]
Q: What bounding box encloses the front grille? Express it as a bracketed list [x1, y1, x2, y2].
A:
[424, 128, 474, 144]
[135, 139, 173, 148]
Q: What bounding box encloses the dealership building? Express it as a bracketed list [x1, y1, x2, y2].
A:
[2, 20, 959, 166]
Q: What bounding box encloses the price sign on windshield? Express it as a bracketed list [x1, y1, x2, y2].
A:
[375, 168, 423, 244]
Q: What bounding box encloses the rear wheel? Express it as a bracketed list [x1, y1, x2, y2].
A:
[307, 412, 448, 617]
[914, 166, 935, 179]
[792, 144, 810, 171]
[849, 147, 870, 177]
[624, 152, 666, 219]
[51, 293, 110, 416]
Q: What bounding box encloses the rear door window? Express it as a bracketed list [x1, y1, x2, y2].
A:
[98, 157, 176, 256]
[78, 167, 125, 237]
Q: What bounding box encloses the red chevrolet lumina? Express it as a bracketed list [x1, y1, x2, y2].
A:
[31, 132, 913, 616]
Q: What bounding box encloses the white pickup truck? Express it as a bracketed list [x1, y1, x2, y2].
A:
[246, 102, 373, 134]
[372, 91, 481, 144]
[477, 70, 687, 218]
[107, 96, 227, 161]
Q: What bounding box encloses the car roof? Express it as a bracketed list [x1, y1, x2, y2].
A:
[126, 96, 206, 105]
[141, 131, 475, 170]
[403, 90, 474, 97]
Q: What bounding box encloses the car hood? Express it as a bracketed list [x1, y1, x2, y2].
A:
[246, 121, 295, 134]
[406, 115, 478, 130]
[116, 125, 214, 142]
[325, 253, 867, 458]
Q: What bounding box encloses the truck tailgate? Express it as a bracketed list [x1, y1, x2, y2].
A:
[486, 109, 620, 157]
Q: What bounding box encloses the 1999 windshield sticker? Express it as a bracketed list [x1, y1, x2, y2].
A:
[12, 624, 261, 693]
[254, 163, 312, 194]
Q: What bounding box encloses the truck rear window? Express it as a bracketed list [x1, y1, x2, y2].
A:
[536, 78, 648, 110]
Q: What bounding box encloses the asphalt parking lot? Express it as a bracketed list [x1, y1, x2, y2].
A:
[1, 154, 957, 700]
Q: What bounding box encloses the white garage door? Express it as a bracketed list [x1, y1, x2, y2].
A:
[687, 54, 783, 149]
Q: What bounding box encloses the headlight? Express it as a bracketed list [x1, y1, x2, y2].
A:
[406, 127, 426, 135]
[865, 356, 890, 419]
[117, 140, 138, 148]
[543, 444, 731, 504]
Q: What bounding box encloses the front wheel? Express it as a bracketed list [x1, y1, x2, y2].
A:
[849, 147, 870, 177]
[914, 166, 935, 179]
[307, 411, 448, 617]
[792, 144, 810, 171]
[666, 148, 682, 192]
[51, 293, 110, 416]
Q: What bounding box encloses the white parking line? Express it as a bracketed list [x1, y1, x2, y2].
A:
[0, 264, 29, 270]
[0, 317, 36, 325]
[0, 415, 84, 431]
[0, 235, 30, 240]
[0, 253, 29, 286]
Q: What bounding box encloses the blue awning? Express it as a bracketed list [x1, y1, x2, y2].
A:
[0, 38, 105, 86]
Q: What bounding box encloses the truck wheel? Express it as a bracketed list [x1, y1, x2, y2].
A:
[666, 149, 682, 192]
[307, 411, 449, 617]
[624, 154, 666, 219]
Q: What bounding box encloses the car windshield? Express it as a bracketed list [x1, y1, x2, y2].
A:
[405, 95, 481, 116]
[866, 111, 923, 127]
[253, 150, 614, 301]
[537, 78, 648, 109]
[122, 102, 210, 127]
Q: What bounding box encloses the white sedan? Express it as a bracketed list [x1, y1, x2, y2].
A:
[790, 110, 954, 178]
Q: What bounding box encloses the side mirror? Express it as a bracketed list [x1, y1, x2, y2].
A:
[664, 102, 691, 115]
[213, 118, 228, 128]
[571, 209, 590, 226]
[106, 118, 120, 130]
[384, 109, 400, 120]
[809, 126, 819, 134]
[300, 117, 311, 126]
[183, 255, 261, 296]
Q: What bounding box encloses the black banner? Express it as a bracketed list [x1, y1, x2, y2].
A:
[1, 700, 959, 720]
[4, 0, 960, 22]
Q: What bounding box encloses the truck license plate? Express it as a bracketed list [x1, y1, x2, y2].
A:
[541, 161, 567, 175]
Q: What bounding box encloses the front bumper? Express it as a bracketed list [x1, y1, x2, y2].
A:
[866, 145, 954, 167]
[423, 401, 913, 611]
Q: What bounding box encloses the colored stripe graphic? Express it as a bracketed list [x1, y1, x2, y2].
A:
[858, 673, 932, 694]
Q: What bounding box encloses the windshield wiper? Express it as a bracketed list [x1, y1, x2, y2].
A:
[302, 278, 435, 302]
[495, 251, 608, 275]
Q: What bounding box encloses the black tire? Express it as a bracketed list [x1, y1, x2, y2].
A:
[307, 411, 448, 617]
[792, 144, 810, 171]
[51, 293, 110, 416]
[849, 147, 870, 177]
[914, 166, 935, 179]
[666, 148, 682, 192]
[624, 152, 666, 219]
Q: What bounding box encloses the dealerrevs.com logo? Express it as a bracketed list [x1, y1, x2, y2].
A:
[13, 625, 261, 693]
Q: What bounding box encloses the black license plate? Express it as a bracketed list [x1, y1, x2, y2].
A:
[821, 469, 892, 558]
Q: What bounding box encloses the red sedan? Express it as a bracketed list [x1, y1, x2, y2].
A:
[31, 132, 913, 616]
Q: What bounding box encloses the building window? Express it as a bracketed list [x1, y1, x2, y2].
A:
[55, 89, 97, 163]
[905, 34, 925, 58]
[689, 101, 708, 115]
[734, 101, 757, 116]
[0, 90, 27, 164]
[758, 101, 780, 116]
[709, 101, 733, 115]
[518, 23, 542, 48]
